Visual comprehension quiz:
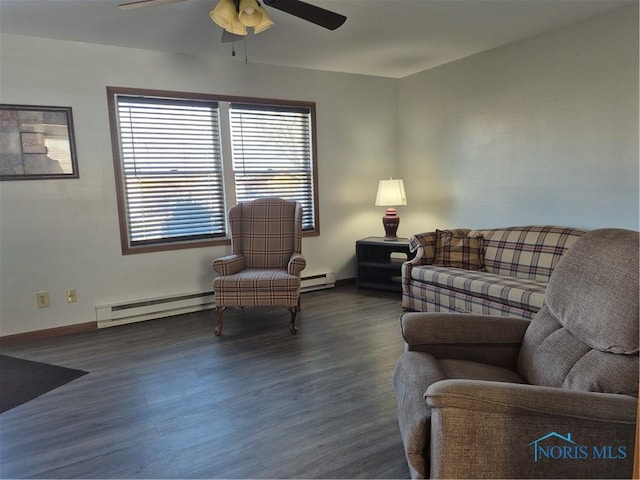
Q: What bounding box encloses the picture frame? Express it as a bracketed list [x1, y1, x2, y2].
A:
[0, 104, 79, 180]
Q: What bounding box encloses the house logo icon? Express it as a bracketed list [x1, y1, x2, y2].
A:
[527, 432, 579, 462]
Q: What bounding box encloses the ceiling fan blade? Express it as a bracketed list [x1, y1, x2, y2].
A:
[118, 0, 188, 10]
[221, 30, 246, 43]
[263, 0, 346, 30]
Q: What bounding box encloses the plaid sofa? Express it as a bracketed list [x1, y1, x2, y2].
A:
[402, 226, 586, 319]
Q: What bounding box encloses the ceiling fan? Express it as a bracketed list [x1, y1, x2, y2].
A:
[118, 0, 347, 38]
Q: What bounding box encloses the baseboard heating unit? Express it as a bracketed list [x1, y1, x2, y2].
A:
[95, 272, 336, 328]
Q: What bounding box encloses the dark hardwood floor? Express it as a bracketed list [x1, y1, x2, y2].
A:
[0, 286, 411, 479]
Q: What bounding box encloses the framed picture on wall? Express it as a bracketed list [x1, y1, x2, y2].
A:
[0, 104, 79, 180]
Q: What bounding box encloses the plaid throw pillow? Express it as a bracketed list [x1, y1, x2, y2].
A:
[434, 229, 485, 270]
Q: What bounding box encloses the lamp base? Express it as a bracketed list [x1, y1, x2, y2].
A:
[382, 208, 400, 241]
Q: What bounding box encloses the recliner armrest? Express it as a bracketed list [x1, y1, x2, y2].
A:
[288, 253, 306, 276]
[212, 253, 245, 276]
[401, 312, 530, 369]
[427, 379, 637, 422]
[427, 379, 637, 479]
[402, 312, 530, 346]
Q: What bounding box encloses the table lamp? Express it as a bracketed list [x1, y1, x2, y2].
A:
[375, 178, 407, 241]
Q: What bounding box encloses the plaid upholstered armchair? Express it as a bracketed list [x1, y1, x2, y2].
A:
[393, 228, 638, 479]
[212, 198, 306, 336]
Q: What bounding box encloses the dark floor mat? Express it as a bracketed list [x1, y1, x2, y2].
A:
[0, 354, 88, 413]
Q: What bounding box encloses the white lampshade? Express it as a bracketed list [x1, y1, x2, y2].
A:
[375, 178, 407, 207]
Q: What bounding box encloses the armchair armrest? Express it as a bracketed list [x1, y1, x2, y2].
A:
[288, 253, 306, 276]
[427, 379, 637, 479]
[212, 253, 245, 276]
[401, 312, 530, 369]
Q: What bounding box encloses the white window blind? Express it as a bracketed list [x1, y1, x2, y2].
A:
[229, 103, 316, 231]
[115, 96, 226, 245]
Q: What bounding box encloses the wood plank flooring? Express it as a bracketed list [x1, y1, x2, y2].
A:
[0, 286, 411, 479]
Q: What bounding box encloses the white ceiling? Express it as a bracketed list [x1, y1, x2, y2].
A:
[0, 0, 634, 78]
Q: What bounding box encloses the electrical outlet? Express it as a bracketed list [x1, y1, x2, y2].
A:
[35, 291, 50, 309]
[66, 289, 78, 303]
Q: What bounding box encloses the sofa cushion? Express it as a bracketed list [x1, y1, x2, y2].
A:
[468, 226, 585, 282]
[434, 230, 484, 270]
[411, 266, 546, 312]
[403, 281, 539, 319]
[408, 229, 470, 261]
[213, 269, 300, 308]
[438, 359, 526, 384]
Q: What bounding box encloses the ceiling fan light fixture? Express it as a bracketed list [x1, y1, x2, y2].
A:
[238, 0, 262, 27]
[210, 0, 236, 30]
[227, 15, 248, 35]
[252, 5, 273, 34]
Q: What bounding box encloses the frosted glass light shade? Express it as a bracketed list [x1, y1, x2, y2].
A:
[253, 6, 274, 33]
[210, 0, 236, 30]
[211, 0, 272, 35]
[227, 16, 248, 35]
[239, 0, 262, 27]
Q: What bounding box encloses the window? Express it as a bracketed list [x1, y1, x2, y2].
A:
[230, 104, 316, 231]
[107, 87, 319, 254]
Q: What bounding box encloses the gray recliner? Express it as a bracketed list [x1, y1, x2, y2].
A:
[393, 228, 639, 479]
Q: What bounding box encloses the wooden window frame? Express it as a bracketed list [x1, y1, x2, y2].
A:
[107, 86, 320, 255]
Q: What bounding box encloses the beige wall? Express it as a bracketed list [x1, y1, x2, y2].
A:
[399, 4, 639, 234]
[0, 34, 398, 336]
[1, 4, 638, 336]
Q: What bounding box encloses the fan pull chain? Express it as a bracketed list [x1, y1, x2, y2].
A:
[228, 37, 248, 63]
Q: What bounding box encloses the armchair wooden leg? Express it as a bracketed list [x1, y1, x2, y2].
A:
[214, 307, 226, 336]
[288, 306, 298, 335]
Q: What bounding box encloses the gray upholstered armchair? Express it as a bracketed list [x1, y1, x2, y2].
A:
[393, 228, 639, 479]
[212, 197, 306, 336]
